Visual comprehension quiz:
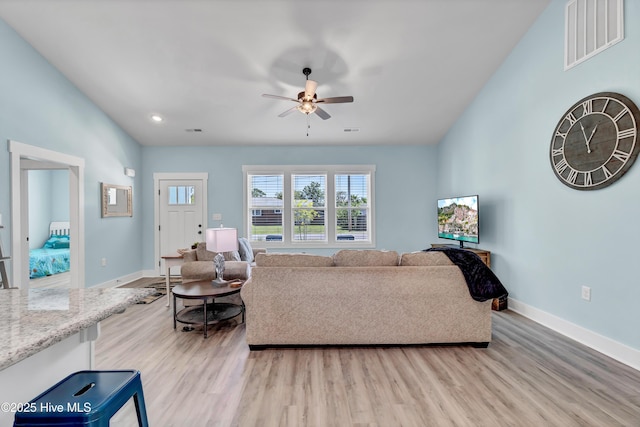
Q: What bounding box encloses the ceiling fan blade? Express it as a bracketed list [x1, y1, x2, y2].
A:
[316, 96, 354, 104]
[278, 106, 298, 117]
[314, 106, 331, 120]
[304, 80, 318, 99]
[262, 94, 299, 102]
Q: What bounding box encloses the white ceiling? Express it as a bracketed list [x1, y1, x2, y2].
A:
[0, 0, 550, 147]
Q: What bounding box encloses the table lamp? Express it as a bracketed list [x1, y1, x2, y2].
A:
[206, 227, 238, 286]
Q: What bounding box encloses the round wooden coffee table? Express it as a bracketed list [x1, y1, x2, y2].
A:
[172, 280, 244, 338]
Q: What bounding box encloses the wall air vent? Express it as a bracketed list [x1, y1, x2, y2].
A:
[565, 0, 624, 70]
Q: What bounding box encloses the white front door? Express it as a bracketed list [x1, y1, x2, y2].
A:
[156, 174, 207, 274]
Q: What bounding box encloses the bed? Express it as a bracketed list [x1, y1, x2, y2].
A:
[29, 221, 71, 279]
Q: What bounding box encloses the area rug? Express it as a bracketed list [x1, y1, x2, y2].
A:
[119, 278, 181, 304]
[140, 281, 181, 304]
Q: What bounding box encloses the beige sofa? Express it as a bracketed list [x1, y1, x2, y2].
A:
[180, 240, 265, 282]
[241, 250, 493, 349]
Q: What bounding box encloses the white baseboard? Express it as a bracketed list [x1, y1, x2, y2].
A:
[508, 298, 640, 371]
[142, 269, 160, 277]
[91, 271, 144, 288]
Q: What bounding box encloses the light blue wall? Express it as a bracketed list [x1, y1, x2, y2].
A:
[27, 170, 69, 248]
[50, 170, 70, 224]
[0, 18, 143, 287]
[141, 144, 438, 265]
[28, 170, 53, 249]
[437, 0, 640, 350]
[4, 1, 637, 355]
[1, 14, 438, 286]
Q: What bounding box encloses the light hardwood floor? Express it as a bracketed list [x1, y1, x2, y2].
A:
[95, 298, 640, 426]
[29, 271, 71, 288]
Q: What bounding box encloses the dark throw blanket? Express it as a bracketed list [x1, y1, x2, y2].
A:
[424, 247, 508, 302]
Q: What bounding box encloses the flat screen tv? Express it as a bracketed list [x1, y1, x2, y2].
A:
[437, 195, 479, 248]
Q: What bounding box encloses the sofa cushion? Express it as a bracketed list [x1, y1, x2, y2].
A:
[238, 237, 255, 263]
[195, 242, 217, 261]
[223, 250, 241, 261]
[332, 250, 399, 267]
[181, 260, 250, 282]
[400, 251, 454, 266]
[180, 249, 197, 262]
[192, 242, 242, 262]
[255, 252, 334, 267]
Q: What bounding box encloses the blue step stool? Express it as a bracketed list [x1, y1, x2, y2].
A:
[14, 370, 149, 427]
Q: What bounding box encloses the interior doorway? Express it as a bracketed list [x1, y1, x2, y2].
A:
[9, 140, 85, 289]
[28, 169, 70, 288]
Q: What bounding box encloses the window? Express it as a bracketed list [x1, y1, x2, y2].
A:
[244, 165, 375, 247]
[247, 174, 284, 241]
[168, 185, 195, 205]
[293, 174, 326, 241]
[335, 174, 370, 241]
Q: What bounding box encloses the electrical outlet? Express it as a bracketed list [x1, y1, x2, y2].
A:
[212, 213, 222, 221]
[101, 258, 107, 267]
[581, 286, 591, 301]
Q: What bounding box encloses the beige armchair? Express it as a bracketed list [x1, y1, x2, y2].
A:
[180, 241, 265, 283]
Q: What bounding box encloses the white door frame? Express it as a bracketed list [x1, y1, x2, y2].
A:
[153, 172, 208, 275]
[9, 140, 85, 289]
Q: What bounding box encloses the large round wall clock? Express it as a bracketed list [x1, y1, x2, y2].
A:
[550, 92, 640, 190]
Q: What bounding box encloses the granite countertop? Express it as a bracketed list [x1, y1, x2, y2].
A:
[0, 287, 154, 370]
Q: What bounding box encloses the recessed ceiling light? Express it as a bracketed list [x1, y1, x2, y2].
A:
[150, 114, 164, 123]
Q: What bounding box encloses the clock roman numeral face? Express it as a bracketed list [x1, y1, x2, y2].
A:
[550, 93, 640, 190]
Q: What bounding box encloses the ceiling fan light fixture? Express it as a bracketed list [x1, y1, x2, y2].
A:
[297, 101, 317, 115]
[262, 67, 352, 124]
[304, 80, 318, 99]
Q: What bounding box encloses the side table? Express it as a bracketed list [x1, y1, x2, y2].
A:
[161, 253, 184, 307]
[430, 243, 491, 268]
[430, 244, 506, 311]
[172, 280, 244, 338]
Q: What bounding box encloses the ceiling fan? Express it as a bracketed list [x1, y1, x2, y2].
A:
[262, 67, 354, 120]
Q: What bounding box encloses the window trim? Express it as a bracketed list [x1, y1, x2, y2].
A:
[243, 165, 376, 248]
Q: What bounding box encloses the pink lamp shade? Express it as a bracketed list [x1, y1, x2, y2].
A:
[205, 227, 238, 253]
